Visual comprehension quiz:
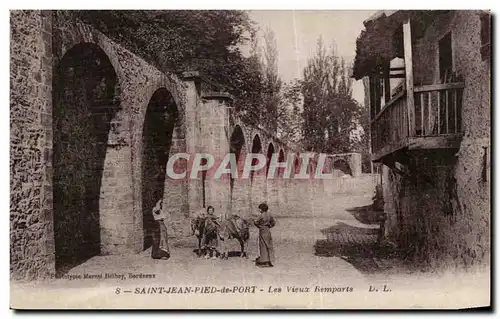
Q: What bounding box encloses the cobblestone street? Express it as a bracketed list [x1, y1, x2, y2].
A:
[49, 194, 376, 288]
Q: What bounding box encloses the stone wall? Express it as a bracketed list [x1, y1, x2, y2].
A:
[11, 11, 194, 280]
[51, 12, 191, 255]
[10, 11, 380, 281]
[198, 95, 232, 219]
[10, 10, 54, 281]
[381, 11, 491, 270]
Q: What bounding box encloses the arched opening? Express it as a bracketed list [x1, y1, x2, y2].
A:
[276, 149, 286, 178]
[229, 125, 245, 191]
[141, 88, 178, 250]
[307, 154, 316, 176]
[293, 153, 301, 176]
[266, 143, 275, 178]
[322, 155, 334, 175]
[250, 135, 262, 183]
[53, 43, 120, 276]
[333, 158, 353, 177]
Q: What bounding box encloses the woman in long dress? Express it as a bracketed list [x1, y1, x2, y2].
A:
[151, 199, 170, 260]
[254, 203, 276, 267]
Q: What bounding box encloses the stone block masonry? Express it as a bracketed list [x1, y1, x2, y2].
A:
[10, 10, 54, 281]
[10, 10, 373, 281]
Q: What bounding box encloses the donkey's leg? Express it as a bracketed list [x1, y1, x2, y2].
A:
[219, 227, 229, 260]
[218, 238, 226, 260]
[239, 238, 248, 258]
[197, 236, 202, 257]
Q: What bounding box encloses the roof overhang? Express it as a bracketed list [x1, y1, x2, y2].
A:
[352, 10, 451, 80]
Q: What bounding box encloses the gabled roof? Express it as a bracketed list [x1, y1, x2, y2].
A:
[363, 10, 398, 26]
[352, 10, 451, 80]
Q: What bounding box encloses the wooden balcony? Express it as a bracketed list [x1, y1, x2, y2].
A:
[371, 82, 465, 162]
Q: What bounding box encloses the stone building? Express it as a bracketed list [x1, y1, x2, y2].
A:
[10, 11, 374, 281]
[353, 10, 491, 269]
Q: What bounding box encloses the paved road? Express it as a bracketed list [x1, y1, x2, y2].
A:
[59, 194, 372, 285]
[12, 194, 391, 308]
[11, 192, 490, 309]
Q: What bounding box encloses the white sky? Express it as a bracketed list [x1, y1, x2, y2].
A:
[247, 10, 378, 105]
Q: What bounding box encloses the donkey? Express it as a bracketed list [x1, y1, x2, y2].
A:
[217, 215, 250, 260]
[191, 215, 250, 259]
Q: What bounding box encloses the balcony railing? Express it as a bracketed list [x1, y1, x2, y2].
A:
[371, 82, 464, 161]
[371, 91, 408, 157]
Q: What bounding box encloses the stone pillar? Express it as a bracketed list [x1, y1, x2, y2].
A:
[267, 152, 290, 215]
[350, 153, 363, 177]
[381, 164, 397, 240]
[99, 109, 136, 254]
[250, 165, 267, 217]
[197, 92, 232, 219]
[182, 72, 203, 215]
[230, 144, 250, 217]
[163, 124, 189, 238]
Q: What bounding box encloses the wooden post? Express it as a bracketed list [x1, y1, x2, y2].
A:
[383, 62, 391, 105]
[403, 19, 415, 137]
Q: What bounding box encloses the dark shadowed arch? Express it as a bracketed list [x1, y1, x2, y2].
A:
[250, 134, 262, 182]
[293, 152, 301, 175]
[322, 155, 334, 175]
[333, 158, 353, 176]
[307, 155, 316, 175]
[276, 149, 286, 178]
[229, 125, 245, 190]
[53, 43, 120, 276]
[230, 125, 246, 165]
[141, 88, 178, 249]
[266, 143, 275, 178]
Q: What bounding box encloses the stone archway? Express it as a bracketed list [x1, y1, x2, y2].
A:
[229, 125, 245, 190]
[53, 42, 121, 276]
[141, 88, 178, 249]
[249, 134, 265, 212]
[333, 158, 353, 176]
[266, 142, 275, 178]
[250, 134, 263, 183]
[293, 152, 301, 176]
[229, 125, 246, 216]
[277, 148, 286, 178]
[265, 142, 276, 209]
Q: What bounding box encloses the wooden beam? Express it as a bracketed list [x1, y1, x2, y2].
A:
[407, 135, 463, 150]
[403, 19, 415, 138]
[371, 137, 409, 162]
[414, 82, 465, 93]
[383, 62, 391, 105]
[389, 74, 406, 78]
[369, 75, 376, 121]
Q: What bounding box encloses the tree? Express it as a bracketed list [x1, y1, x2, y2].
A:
[301, 37, 364, 154]
[277, 80, 303, 144]
[262, 27, 282, 133]
[236, 35, 266, 125]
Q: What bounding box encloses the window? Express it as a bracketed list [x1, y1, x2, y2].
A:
[439, 32, 453, 82]
[480, 13, 491, 61]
